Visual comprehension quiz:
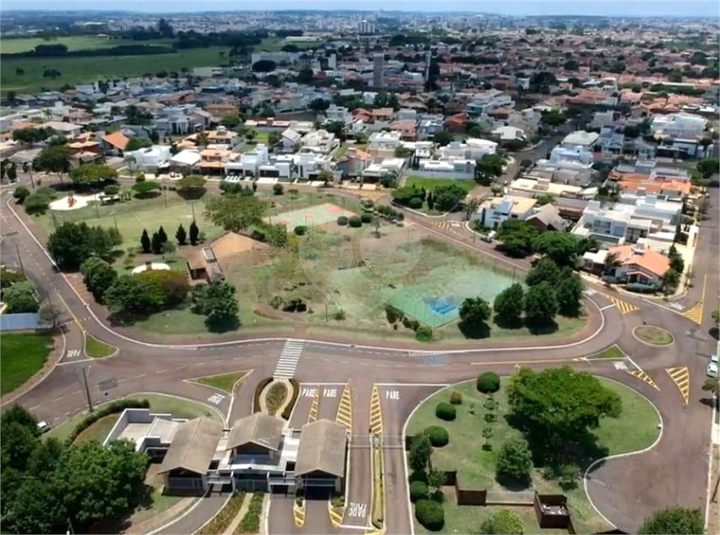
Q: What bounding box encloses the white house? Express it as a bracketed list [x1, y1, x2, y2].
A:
[491, 126, 526, 143]
[472, 196, 538, 229]
[125, 145, 172, 173]
[439, 138, 497, 160]
[281, 128, 302, 152]
[651, 112, 707, 140]
[301, 130, 338, 155]
[561, 130, 599, 150]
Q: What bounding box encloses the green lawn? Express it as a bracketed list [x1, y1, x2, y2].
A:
[587, 345, 626, 360]
[2, 46, 228, 94]
[0, 332, 54, 396]
[85, 334, 116, 358]
[257, 37, 319, 52]
[634, 326, 674, 346]
[73, 413, 120, 445]
[35, 194, 223, 251]
[405, 176, 477, 194]
[195, 371, 247, 393]
[414, 493, 567, 535]
[407, 377, 660, 534]
[265, 382, 288, 416]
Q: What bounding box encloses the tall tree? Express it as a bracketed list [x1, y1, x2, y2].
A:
[408, 434, 433, 474]
[205, 195, 266, 233]
[493, 283, 525, 326]
[38, 301, 62, 329]
[532, 232, 579, 267]
[526, 257, 561, 287]
[48, 222, 121, 271]
[524, 282, 558, 325]
[140, 229, 151, 253]
[81, 257, 117, 302]
[507, 367, 622, 456]
[151, 231, 163, 254]
[189, 220, 200, 245]
[34, 145, 72, 181]
[555, 270, 584, 317]
[458, 296, 491, 329]
[176, 224, 187, 246]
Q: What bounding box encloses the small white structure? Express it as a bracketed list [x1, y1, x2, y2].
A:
[473, 195, 538, 229]
[131, 262, 171, 275]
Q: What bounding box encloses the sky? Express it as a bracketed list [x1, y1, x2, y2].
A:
[2, 0, 719, 18]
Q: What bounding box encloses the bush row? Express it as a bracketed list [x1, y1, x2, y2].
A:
[253, 378, 274, 413]
[68, 398, 149, 444]
[236, 492, 265, 534]
[197, 492, 246, 535]
[281, 378, 301, 420]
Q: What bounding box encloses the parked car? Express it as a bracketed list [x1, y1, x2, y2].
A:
[482, 230, 496, 243]
[707, 361, 718, 378]
[37, 421, 51, 434]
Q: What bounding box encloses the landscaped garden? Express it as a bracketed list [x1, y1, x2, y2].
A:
[406, 369, 661, 534]
[634, 325, 674, 346]
[1, 332, 54, 396]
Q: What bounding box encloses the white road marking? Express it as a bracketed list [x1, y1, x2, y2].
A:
[273, 340, 304, 378]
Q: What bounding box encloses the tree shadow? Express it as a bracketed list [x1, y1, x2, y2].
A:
[495, 473, 532, 491]
[206, 316, 241, 333]
[493, 314, 523, 330]
[710, 326, 719, 341]
[458, 320, 491, 339]
[524, 318, 559, 335]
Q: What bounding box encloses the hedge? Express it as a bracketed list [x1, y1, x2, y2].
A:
[409, 480, 429, 502]
[435, 402, 456, 421]
[281, 378, 300, 420]
[235, 492, 264, 534]
[253, 377, 274, 413]
[294, 225, 308, 236]
[349, 215, 362, 228]
[408, 197, 423, 209]
[477, 372, 501, 393]
[197, 492, 246, 535]
[415, 499, 444, 531]
[361, 212, 373, 223]
[68, 398, 149, 444]
[424, 426, 449, 447]
[337, 216, 349, 226]
[481, 510, 524, 535]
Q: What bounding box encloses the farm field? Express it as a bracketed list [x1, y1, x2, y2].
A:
[407, 378, 661, 534]
[1, 36, 173, 54]
[1, 46, 227, 94]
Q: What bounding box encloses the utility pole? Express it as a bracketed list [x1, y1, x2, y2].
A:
[15, 243, 24, 273]
[81, 366, 93, 413]
[113, 214, 119, 232]
[191, 201, 195, 220]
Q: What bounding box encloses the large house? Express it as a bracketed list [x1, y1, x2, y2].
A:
[582, 244, 670, 291]
[472, 196, 538, 229]
[106, 409, 348, 495]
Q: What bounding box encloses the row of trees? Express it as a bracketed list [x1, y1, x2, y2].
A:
[391, 183, 469, 212]
[1, 405, 148, 534]
[47, 222, 122, 271]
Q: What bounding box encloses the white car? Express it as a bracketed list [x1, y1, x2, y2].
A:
[707, 361, 718, 378]
[481, 230, 496, 243]
[37, 421, 51, 434]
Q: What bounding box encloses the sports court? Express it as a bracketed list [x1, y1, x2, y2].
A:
[268, 202, 355, 228]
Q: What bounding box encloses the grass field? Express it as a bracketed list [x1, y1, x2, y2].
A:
[73, 414, 120, 445]
[85, 334, 116, 358]
[195, 371, 247, 393]
[257, 37, 319, 52]
[407, 377, 660, 534]
[634, 325, 674, 346]
[1, 36, 173, 54]
[404, 176, 477, 194]
[35, 194, 223, 251]
[1, 46, 228, 94]
[0, 332, 53, 396]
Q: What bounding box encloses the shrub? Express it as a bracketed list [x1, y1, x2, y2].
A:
[361, 212, 373, 223]
[385, 304, 404, 324]
[409, 480, 429, 502]
[415, 499, 444, 531]
[477, 372, 500, 393]
[294, 225, 308, 236]
[557, 463, 581, 489]
[280, 378, 300, 420]
[13, 187, 30, 203]
[435, 402, 456, 421]
[349, 215, 362, 228]
[239, 492, 264, 533]
[481, 510, 525, 535]
[424, 426, 449, 447]
[337, 216, 349, 226]
[408, 197, 423, 209]
[253, 378, 273, 413]
[496, 437, 533, 484]
[273, 183, 284, 195]
[449, 391, 463, 405]
[416, 325, 433, 341]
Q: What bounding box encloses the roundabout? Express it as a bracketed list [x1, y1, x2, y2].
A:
[633, 325, 675, 347]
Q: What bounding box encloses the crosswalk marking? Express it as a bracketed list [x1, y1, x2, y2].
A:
[336, 385, 353, 438]
[666, 367, 690, 405]
[627, 370, 660, 391]
[369, 385, 383, 436]
[273, 340, 304, 378]
[208, 393, 225, 405]
[602, 294, 640, 315]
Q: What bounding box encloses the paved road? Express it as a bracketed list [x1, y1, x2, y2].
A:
[1, 180, 718, 534]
